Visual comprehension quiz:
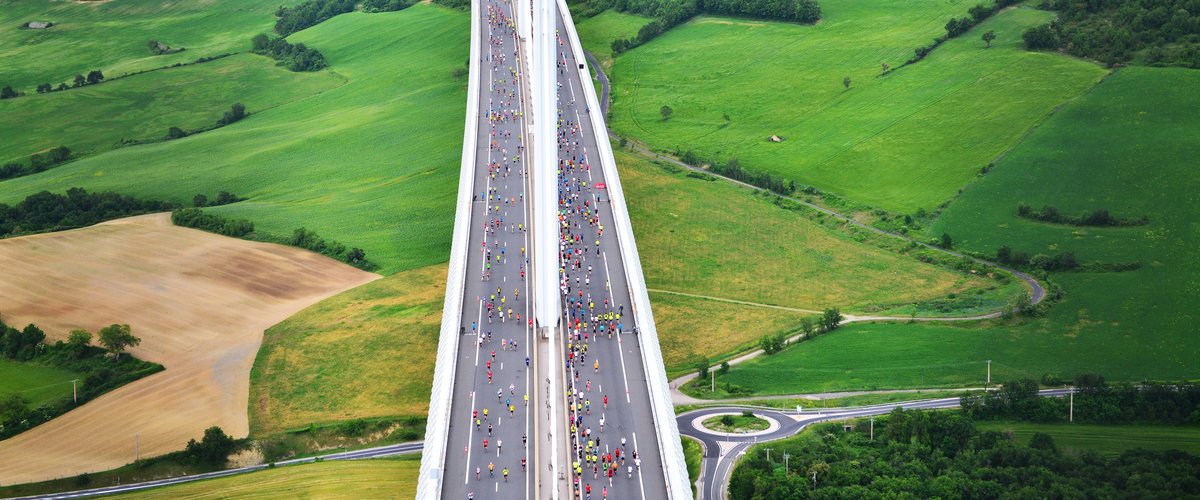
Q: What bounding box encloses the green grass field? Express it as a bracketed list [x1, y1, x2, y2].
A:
[0, 359, 81, 408]
[619, 147, 1023, 374]
[977, 422, 1200, 456]
[602, 1, 1107, 213]
[575, 9, 652, 70]
[0, 53, 342, 165]
[717, 67, 1200, 395]
[113, 456, 419, 499]
[1, 5, 469, 275]
[0, 0, 303, 91]
[250, 265, 443, 434]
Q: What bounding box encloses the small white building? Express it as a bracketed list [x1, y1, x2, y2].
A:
[27, 21, 52, 29]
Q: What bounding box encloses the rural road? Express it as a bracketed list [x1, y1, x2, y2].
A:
[13, 442, 423, 500]
[679, 389, 1076, 500]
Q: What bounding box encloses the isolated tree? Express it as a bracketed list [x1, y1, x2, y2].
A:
[193, 194, 209, 207]
[346, 247, 367, 265]
[168, 126, 187, 139]
[219, 103, 247, 125]
[820, 308, 843, 333]
[843, 76, 851, 89]
[56, 83, 69, 91]
[660, 105, 673, 120]
[67, 329, 92, 348]
[718, 361, 730, 375]
[881, 62, 890, 74]
[67, 329, 93, 358]
[185, 426, 237, 466]
[800, 317, 815, 337]
[695, 355, 710, 378]
[36, 83, 51, 94]
[982, 30, 996, 48]
[940, 232, 954, 249]
[86, 70, 105, 85]
[215, 191, 237, 205]
[73, 74, 86, 87]
[98, 324, 140, 356]
[0, 85, 16, 99]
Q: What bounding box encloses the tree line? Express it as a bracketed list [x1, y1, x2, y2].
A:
[1017, 203, 1148, 227]
[905, 0, 1020, 66]
[274, 0, 357, 37]
[707, 157, 796, 196]
[171, 209, 375, 270]
[0, 188, 178, 238]
[963, 375, 1200, 425]
[362, 0, 419, 12]
[606, 0, 820, 55]
[1025, 0, 1200, 68]
[1, 146, 72, 181]
[731, 405, 1200, 498]
[2, 70, 105, 100]
[251, 35, 328, 72]
[0, 317, 161, 440]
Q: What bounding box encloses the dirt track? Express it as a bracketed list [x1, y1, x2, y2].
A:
[0, 214, 379, 484]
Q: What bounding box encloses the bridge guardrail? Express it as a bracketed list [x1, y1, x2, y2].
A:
[416, 0, 483, 497]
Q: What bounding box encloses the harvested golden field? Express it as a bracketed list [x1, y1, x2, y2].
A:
[0, 214, 378, 484]
[250, 264, 445, 434]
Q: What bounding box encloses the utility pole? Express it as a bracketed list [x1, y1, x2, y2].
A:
[870, 417, 875, 442]
[986, 359, 992, 389]
[1069, 390, 1074, 422]
[134, 434, 139, 462]
[711, 369, 715, 393]
[764, 447, 773, 463]
[782, 452, 790, 474]
[71, 379, 78, 403]
[812, 469, 817, 489]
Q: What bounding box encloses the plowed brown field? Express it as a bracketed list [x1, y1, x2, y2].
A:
[0, 214, 379, 484]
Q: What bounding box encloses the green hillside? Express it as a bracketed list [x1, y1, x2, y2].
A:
[0, 54, 342, 165]
[721, 67, 1200, 393]
[0, 0, 303, 90]
[604, 0, 1106, 212]
[1, 5, 469, 275]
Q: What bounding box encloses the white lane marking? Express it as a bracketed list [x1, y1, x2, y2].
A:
[633, 432, 647, 499]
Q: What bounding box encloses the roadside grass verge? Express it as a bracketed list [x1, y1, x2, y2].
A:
[681, 437, 701, 497]
[976, 422, 1200, 456]
[0, 5, 469, 275]
[112, 456, 420, 499]
[0, 54, 342, 166]
[603, 0, 1106, 213]
[250, 264, 444, 435]
[0, 0, 301, 90]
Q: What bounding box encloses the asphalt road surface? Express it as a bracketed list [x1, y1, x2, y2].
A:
[553, 13, 669, 500]
[678, 389, 1075, 500]
[441, 0, 536, 498]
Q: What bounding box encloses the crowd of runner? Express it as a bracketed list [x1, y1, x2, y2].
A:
[553, 32, 641, 500]
[465, 1, 529, 498]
